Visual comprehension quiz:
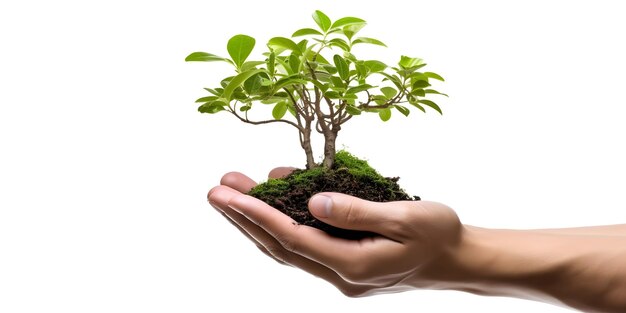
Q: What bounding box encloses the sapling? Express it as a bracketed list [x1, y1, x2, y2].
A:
[186, 10, 446, 170]
[187, 10, 447, 238]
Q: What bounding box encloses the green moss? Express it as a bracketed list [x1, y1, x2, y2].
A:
[248, 177, 290, 199]
[247, 150, 417, 239]
[333, 150, 395, 189]
[250, 150, 391, 197]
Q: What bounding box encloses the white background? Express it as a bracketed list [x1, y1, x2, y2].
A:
[1, 0, 624, 312]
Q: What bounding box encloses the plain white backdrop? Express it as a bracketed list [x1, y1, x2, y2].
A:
[1, 0, 625, 312]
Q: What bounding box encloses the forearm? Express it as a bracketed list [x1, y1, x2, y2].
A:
[537, 224, 626, 236]
[433, 226, 626, 312]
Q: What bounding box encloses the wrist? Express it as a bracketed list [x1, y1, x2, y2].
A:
[425, 226, 565, 302]
[436, 225, 626, 311]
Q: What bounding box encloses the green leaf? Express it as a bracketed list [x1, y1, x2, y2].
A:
[289, 53, 301, 74]
[272, 101, 288, 119]
[340, 93, 358, 100]
[243, 73, 264, 94]
[185, 52, 232, 63]
[363, 60, 387, 73]
[310, 80, 329, 93]
[412, 80, 431, 89]
[399, 55, 424, 69]
[312, 52, 330, 64]
[330, 76, 346, 89]
[372, 95, 387, 105]
[267, 51, 275, 77]
[333, 54, 349, 80]
[330, 17, 366, 30]
[411, 89, 426, 97]
[344, 105, 362, 115]
[354, 61, 367, 79]
[195, 96, 218, 103]
[424, 72, 445, 81]
[342, 23, 366, 40]
[410, 72, 429, 82]
[292, 28, 323, 37]
[198, 100, 227, 114]
[378, 72, 403, 89]
[274, 56, 290, 74]
[352, 37, 387, 47]
[268, 37, 302, 55]
[418, 99, 443, 114]
[203, 88, 222, 96]
[322, 64, 338, 74]
[380, 87, 397, 99]
[239, 105, 251, 112]
[227, 35, 256, 69]
[424, 89, 449, 97]
[286, 102, 297, 117]
[273, 76, 308, 91]
[394, 105, 410, 117]
[329, 38, 350, 51]
[346, 84, 374, 94]
[240, 61, 265, 72]
[261, 97, 287, 104]
[312, 10, 331, 33]
[325, 90, 341, 99]
[378, 108, 391, 121]
[223, 69, 264, 100]
[297, 39, 309, 53]
[409, 100, 426, 113]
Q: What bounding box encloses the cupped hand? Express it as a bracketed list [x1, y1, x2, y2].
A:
[208, 169, 463, 297]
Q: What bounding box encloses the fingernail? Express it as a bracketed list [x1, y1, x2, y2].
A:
[309, 195, 332, 218]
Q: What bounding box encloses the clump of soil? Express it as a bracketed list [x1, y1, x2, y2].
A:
[248, 151, 419, 239]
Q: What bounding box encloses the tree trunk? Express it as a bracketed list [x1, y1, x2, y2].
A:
[301, 127, 315, 169]
[322, 131, 337, 169]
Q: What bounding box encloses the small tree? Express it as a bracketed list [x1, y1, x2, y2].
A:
[186, 10, 446, 169]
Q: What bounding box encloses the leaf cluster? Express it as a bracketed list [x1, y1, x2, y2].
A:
[185, 10, 446, 124]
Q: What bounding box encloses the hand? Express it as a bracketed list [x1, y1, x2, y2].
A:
[208, 168, 463, 297]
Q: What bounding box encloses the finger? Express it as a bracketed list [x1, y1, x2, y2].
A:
[227, 194, 404, 274]
[308, 192, 410, 241]
[208, 186, 279, 260]
[210, 187, 353, 287]
[268, 167, 297, 179]
[223, 206, 352, 288]
[219, 172, 257, 193]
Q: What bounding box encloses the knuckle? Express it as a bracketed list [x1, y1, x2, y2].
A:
[276, 234, 299, 254]
[343, 200, 363, 225]
[338, 285, 369, 298]
[386, 203, 421, 235]
[341, 263, 370, 283]
[264, 243, 290, 264]
[274, 223, 302, 253]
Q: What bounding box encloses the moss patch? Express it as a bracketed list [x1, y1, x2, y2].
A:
[248, 151, 419, 239]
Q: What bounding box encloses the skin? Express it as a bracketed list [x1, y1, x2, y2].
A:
[208, 168, 626, 313]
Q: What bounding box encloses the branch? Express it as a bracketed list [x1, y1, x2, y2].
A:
[231, 109, 303, 131]
[358, 87, 408, 110]
[315, 119, 324, 134]
[339, 114, 353, 125]
[283, 87, 305, 118]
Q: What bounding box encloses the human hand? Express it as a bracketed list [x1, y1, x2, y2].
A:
[208, 168, 464, 296]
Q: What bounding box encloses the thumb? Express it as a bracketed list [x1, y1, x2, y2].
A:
[308, 192, 401, 237]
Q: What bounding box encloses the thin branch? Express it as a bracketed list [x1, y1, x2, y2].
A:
[231, 110, 303, 131]
[283, 87, 305, 117]
[339, 113, 353, 125]
[315, 119, 324, 133]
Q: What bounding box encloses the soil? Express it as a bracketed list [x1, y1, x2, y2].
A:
[247, 151, 419, 239]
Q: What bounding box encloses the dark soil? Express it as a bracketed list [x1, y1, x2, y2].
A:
[247, 151, 419, 239]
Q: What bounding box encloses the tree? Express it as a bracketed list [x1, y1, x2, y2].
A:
[186, 10, 446, 169]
